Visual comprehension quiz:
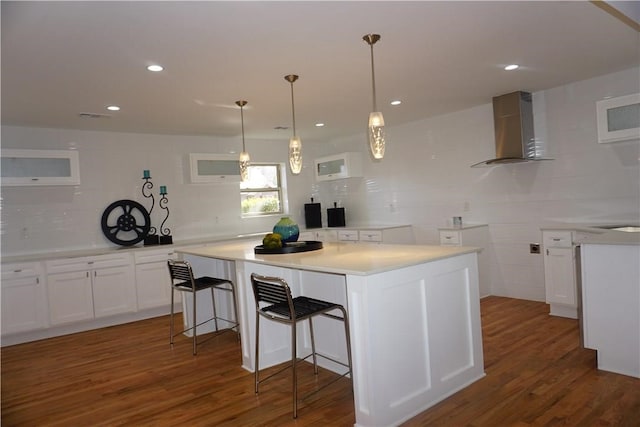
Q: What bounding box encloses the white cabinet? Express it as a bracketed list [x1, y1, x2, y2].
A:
[439, 225, 491, 298]
[542, 230, 578, 319]
[315, 152, 363, 181]
[596, 93, 640, 144]
[303, 226, 413, 245]
[46, 270, 94, 324]
[1, 262, 48, 334]
[46, 253, 136, 325]
[581, 243, 640, 378]
[189, 153, 241, 183]
[1, 149, 80, 186]
[134, 248, 180, 310]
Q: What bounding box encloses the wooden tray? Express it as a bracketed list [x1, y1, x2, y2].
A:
[254, 241, 323, 254]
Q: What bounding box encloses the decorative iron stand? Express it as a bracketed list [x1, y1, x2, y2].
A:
[159, 185, 172, 245]
[142, 170, 159, 246]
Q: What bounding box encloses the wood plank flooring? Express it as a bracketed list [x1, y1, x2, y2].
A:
[2, 296, 639, 426]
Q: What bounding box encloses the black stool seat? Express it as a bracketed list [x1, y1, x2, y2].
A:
[175, 276, 233, 291]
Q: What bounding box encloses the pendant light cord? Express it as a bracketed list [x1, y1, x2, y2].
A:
[290, 82, 297, 137]
[240, 104, 246, 151]
[370, 43, 377, 112]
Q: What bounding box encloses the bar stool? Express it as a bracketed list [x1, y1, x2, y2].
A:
[250, 273, 353, 418]
[167, 259, 239, 355]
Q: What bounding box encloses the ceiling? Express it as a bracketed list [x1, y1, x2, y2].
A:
[2, 1, 639, 145]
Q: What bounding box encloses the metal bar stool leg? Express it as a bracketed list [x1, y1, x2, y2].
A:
[210, 287, 220, 332]
[254, 310, 261, 394]
[341, 306, 353, 378]
[308, 317, 319, 375]
[292, 321, 298, 418]
[192, 289, 197, 355]
[230, 283, 240, 341]
[170, 287, 175, 346]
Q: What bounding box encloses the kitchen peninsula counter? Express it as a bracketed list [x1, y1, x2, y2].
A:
[178, 240, 485, 427]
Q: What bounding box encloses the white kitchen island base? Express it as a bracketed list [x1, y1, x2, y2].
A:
[179, 241, 485, 426]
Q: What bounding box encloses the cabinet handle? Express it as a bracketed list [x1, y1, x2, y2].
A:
[546, 249, 549, 256]
[86, 272, 89, 278]
[13, 269, 22, 273]
[552, 238, 561, 241]
[36, 277, 39, 284]
[87, 261, 94, 265]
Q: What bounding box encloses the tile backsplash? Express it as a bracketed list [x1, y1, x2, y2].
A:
[2, 67, 638, 302]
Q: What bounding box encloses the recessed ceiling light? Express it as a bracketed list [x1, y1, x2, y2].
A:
[106, 105, 120, 111]
[390, 100, 402, 106]
[504, 64, 519, 71]
[147, 64, 164, 72]
[315, 123, 325, 127]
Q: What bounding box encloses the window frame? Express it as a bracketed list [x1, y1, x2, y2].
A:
[240, 162, 286, 218]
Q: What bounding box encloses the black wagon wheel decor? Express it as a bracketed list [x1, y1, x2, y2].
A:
[101, 199, 151, 246]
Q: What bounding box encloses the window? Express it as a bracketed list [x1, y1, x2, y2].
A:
[240, 164, 284, 217]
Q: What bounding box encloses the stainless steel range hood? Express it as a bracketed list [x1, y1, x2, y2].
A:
[471, 91, 552, 167]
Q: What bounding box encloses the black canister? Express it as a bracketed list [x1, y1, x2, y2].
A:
[327, 202, 345, 227]
[304, 198, 322, 229]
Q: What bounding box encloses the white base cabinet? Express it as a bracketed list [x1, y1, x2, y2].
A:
[47, 270, 95, 325]
[45, 253, 136, 325]
[302, 225, 414, 245]
[541, 229, 592, 319]
[439, 224, 491, 297]
[1, 262, 48, 334]
[581, 243, 640, 378]
[134, 248, 180, 310]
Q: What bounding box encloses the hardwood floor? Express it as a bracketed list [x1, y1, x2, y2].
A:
[2, 297, 639, 426]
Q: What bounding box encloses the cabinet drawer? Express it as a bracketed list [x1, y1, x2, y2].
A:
[298, 231, 315, 241]
[134, 249, 177, 264]
[337, 230, 359, 241]
[2, 262, 43, 280]
[359, 230, 383, 242]
[543, 231, 573, 248]
[439, 231, 461, 246]
[46, 253, 133, 273]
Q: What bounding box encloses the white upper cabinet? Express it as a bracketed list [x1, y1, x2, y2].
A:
[189, 153, 241, 183]
[596, 93, 640, 144]
[315, 152, 363, 181]
[1, 149, 80, 186]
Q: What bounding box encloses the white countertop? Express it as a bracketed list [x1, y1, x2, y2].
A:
[0, 232, 267, 264]
[177, 239, 480, 276]
[578, 230, 640, 245]
[541, 223, 640, 245]
[438, 224, 488, 231]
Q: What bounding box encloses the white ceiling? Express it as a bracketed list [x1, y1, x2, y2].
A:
[2, 1, 639, 144]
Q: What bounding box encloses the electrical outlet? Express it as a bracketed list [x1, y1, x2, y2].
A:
[530, 243, 540, 254]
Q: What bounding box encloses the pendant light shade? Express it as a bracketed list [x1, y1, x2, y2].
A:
[285, 74, 302, 174]
[235, 100, 250, 182]
[363, 33, 386, 159]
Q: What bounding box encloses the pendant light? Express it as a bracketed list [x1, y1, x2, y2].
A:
[363, 33, 385, 159]
[285, 74, 302, 174]
[236, 100, 250, 182]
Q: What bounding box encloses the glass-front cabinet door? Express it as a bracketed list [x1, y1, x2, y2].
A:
[1, 149, 80, 186]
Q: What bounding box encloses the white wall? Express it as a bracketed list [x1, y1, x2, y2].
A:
[2, 67, 639, 301]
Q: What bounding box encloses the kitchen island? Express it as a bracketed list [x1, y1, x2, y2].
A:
[578, 230, 640, 379]
[178, 240, 485, 427]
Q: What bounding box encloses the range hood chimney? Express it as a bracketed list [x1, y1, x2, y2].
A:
[471, 91, 551, 167]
